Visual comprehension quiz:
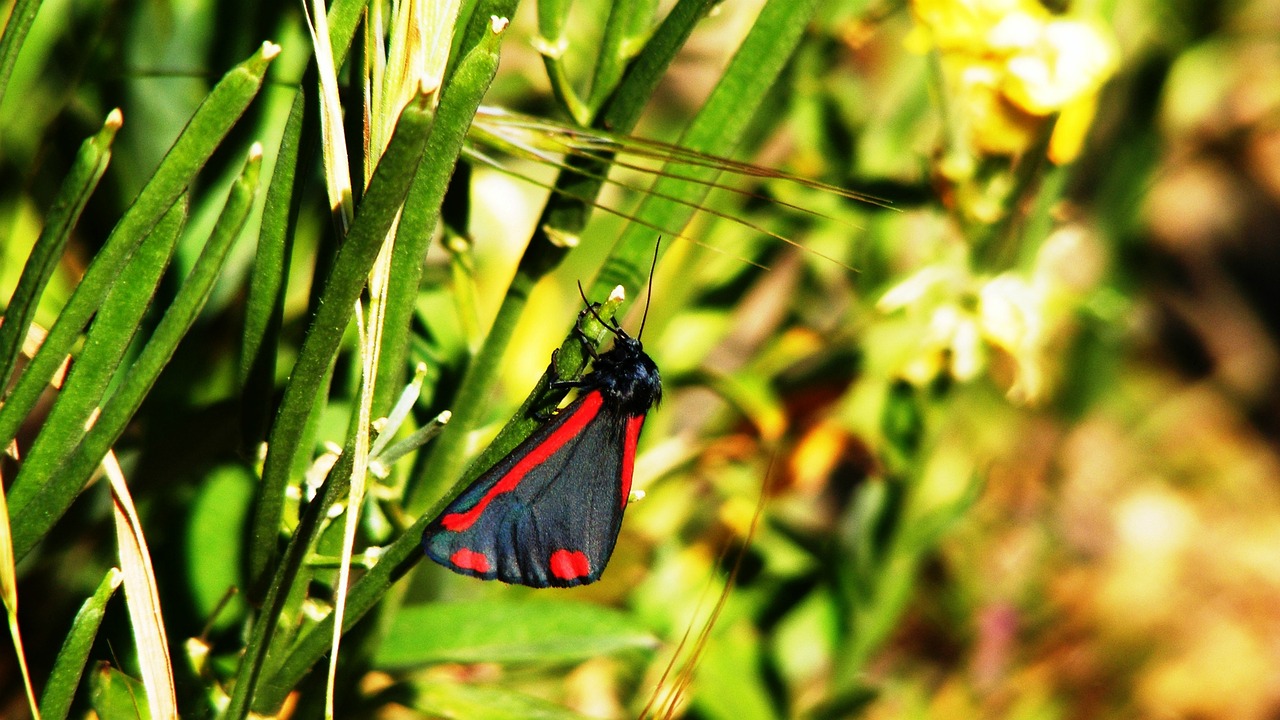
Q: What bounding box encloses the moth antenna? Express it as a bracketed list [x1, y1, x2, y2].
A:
[638, 237, 661, 341]
[576, 281, 619, 335]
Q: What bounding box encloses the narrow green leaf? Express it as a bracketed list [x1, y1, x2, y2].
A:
[585, 0, 659, 111]
[410, 679, 595, 720]
[7, 198, 188, 557]
[238, 0, 367, 450]
[228, 91, 447, 720]
[0, 0, 42, 109]
[452, 0, 521, 76]
[238, 93, 304, 442]
[0, 42, 277, 454]
[536, 0, 571, 47]
[0, 109, 119, 391]
[39, 569, 123, 720]
[376, 600, 658, 667]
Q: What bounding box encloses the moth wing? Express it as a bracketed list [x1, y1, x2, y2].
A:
[422, 392, 640, 587]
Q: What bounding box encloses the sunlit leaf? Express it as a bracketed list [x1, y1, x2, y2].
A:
[375, 600, 659, 667]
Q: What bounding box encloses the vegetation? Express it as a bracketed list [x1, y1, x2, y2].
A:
[2, 0, 1279, 718]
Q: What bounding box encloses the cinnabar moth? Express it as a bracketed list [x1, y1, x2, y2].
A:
[421, 289, 661, 588]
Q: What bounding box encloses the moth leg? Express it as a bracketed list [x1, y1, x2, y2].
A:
[535, 348, 586, 422]
[533, 379, 585, 422]
[571, 305, 603, 360]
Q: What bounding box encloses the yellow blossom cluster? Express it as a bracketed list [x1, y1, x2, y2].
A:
[908, 0, 1119, 163]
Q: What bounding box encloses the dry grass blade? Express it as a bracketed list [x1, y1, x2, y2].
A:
[473, 107, 890, 207]
[0, 321, 69, 720]
[303, 0, 355, 230]
[103, 451, 177, 719]
[1, 440, 42, 720]
[468, 144, 849, 269]
[641, 463, 773, 720]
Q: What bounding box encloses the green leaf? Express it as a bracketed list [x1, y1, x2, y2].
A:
[410, 679, 594, 720]
[88, 663, 150, 720]
[0, 109, 119, 390]
[375, 6, 515, 420]
[375, 600, 658, 667]
[7, 197, 188, 558]
[239, 0, 368, 449]
[40, 570, 123, 720]
[11, 142, 261, 560]
[237, 93, 305, 442]
[0, 41, 276, 455]
[691, 623, 778, 720]
[0, 0, 42, 108]
[585, 0, 659, 111]
[186, 464, 256, 633]
[247, 89, 439, 591]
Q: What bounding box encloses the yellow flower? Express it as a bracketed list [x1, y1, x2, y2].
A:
[909, 0, 1119, 162]
[957, 61, 1042, 156]
[909, 0, 1044, 52]
[1000, 17, 1118, 115]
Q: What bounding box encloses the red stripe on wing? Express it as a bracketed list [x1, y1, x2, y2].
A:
[620, 415, 644, 508]
[440, 392, 606, 532]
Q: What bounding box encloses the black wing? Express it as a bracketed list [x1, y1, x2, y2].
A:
[421, 391, 640, 587]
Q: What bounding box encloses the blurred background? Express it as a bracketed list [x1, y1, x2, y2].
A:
[3, 0, 1280, 718]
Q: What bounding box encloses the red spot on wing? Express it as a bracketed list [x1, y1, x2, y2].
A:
[450, 548, 492, 573]
[441, 393, 606, 532]
[549, 549, 591, 580]
[620, 415, 645, 508]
